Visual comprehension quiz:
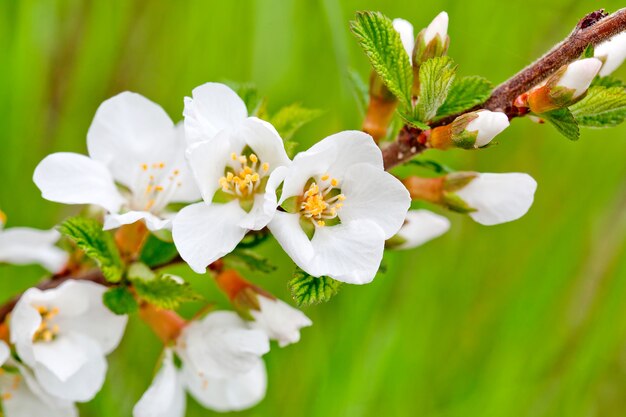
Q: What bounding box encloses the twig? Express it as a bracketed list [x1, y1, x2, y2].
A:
[382, 8, 626, 170]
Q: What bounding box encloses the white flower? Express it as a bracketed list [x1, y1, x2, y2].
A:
[390, 210, 450, 250]
[133, 311, 269, 417]
[33, 92, 200, 232]
[10, 280, 127, 402]
[0, 215, 67, 272]
[172, 83, 290, 273]
[392, 18, 414, 58]
[423, 11, 448, 45]
[464, 110, 510, 148]
[556, 58, 602, 99]
[249, 296, 312, 347]
[595, 31, 626, 76]
[455, 173, 537, 226]
[268, 131, 410, 284]
[0, 341, 78, 417]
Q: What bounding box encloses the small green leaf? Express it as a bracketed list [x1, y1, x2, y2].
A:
[347, 68, 370, 116]
[139, 234, 179, 268]
[407, 159, 454, 174]
[288, 267, 342, 307]
[226, 249, 277, 274]
[351, 11, 413, 108]
[591, 76, 625, 88]
[581, 44, 594, 58]
[415, 56, 457, 122]
[103, 287, 138, 315]
[569, 86, 626, 128]
[59, 217, 123, 282]
[269, 103, 323, 141]
[397, 110, 431, 130]
[131, 274, 202, 310]
[542, 108, 580, 140]
[436, 76, 493, 117]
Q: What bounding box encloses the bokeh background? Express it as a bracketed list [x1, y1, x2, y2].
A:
[2, 1, 626, 416]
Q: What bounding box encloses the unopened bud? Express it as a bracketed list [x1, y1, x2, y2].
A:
[527, 58, 602, 113]
[594, 32, 626, 76]
[412, 12, 450, 93]
[392, 18, 415, 60]
[386, 210, 450, 250]
[451, 110, 509, 149]
[215, 269, 274, 320]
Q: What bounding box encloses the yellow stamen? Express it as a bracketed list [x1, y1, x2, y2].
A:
[321, 174, 329, 181]
[331, 178, 338, 187]
[141, 163, 148, 171]
[300, 175, 345, 227]
[249, 154, 258, 163]
[262, 163, 269, 172]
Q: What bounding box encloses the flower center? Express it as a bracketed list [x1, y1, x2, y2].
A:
[218, 153, 270, 199]
[32, 305, 60, 343]
[133, 162, 182, 212]
[300, 174, 345, 227]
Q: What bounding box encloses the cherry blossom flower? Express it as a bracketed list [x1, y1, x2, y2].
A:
[387, 210, 451, 250]
[0, 212, 68, 272]
[172, 83, 290, 273]
[10, 280, 127, 402]
[33, 92, 200, 232]
[133, 311, 269, 417]
[595, 32, 626, 76]
[268, 131, 410, 284]
[0, 341, 78, 417]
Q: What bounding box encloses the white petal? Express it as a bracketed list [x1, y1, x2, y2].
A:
[33, 152, 126, 213]
[423, 11, 448, 44]
[32, 334, 90, 382]
[183, 358, 267, 412]
[172, 201, 248, 273]
[33, 333, 107, 402]
[394, 210, 450, 250]
[168, 123, 202, 203]
[178, 311, 269, 379]
[339, 163, 411, 239]
[0, 341, 9, 366]
[185, 132, 232, 204]
[104, 211, 171, 232]
[238, 165, 288, 231]
[557, 58, 602, 98]
[133, 350, 186, 417]
[250, 296, 312, 347]
[240, 117, 290, 169]
[393, 18, 415, 58]
[466, 110, 510, 148]
[10, 288, 46, 366]
[456, 173, 538, 226]
[307, 220, 386, 284]
[0, 227, 68, 272]
[86, 92, 178, 188]
[183, 82, 248, 145]
[595, 32, 626, 76]
[267, 212, 315, 268]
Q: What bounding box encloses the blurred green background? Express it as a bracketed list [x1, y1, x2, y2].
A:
[2, 1, 626, 416]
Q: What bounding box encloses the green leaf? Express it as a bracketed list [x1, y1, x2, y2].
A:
[569, 86, 626, 128]
[415, 56, 457, 122]
[131, 274, 202, 310]
[288, 267, 342, 307]
[397, 110, 431, 130]
[350, 11, 413, 108]
[103, 286, 138, 315]
[226, 249, 277, 274]
[407, 159, 454, 174]
[224, 80, 264, 115]
[347, 68, 369, 116]
[542, 108, 580, 140]
[269, 103, 323, 141]
[591, 76, 625, 88]
[59, 217, 123, 282]
[581, 44, 594, 58]
[139, 234, 179, 268]
[436, 76, 492, 117]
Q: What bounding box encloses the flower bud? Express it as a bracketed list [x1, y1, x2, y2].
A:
[527, 58, 602, 113]
[386, 210, 450, 250]
[412, 12, 450, 92]
[392, 18, 415, 60]
[451, 110, 509, 149]
[594, 32, 626, 76]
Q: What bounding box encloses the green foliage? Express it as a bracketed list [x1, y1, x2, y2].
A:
[407, 159, 454, 174]
[289, 267, 342, 307]
[542, 108, 580, 140]
[139, 234, 179, 268]
[581, 44, 594, 58]
[103, 286, 138, 315]
[415, 57, 457, 122]
[58, 217, 123, 282]
[269, 103, 323, 157]
[436, 76, 492, 117]
[570, 86, 626, 128]
[591, 76, 625, 88]
[347, 68, 369, 116]
[226, 249, 277, 274]
[224, 80, 264, 115]
[351, 11, 413, 108]
[131, 274, 202, 310]
[397, 111, 431, 130]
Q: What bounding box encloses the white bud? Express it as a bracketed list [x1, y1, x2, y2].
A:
[465, 110, 510, 147]
[557, 58, 602, 98]
[423, 11, 448, 44]
[393, 18, 415, 58]
[594, 31, 626, 76]
[456, 173, 537, 226]
[250, 296, 312, 347]
[394, 210, 450, 250]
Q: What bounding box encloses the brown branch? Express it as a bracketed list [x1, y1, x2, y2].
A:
[382, 7, 626, 170]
